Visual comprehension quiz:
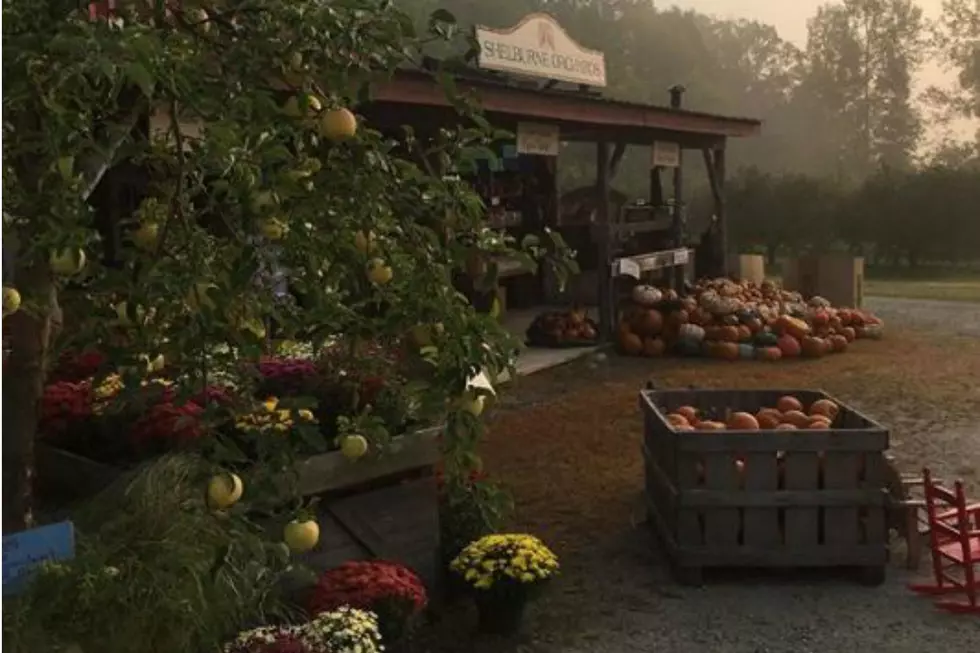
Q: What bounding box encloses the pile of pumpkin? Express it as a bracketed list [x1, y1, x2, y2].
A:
[618, 278, 884, 360]
[663, 395, 840, 432]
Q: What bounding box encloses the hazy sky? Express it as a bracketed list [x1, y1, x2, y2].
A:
[664, 0, 972, 142]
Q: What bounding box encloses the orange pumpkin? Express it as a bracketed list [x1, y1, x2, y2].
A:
[782, 409, 810, 428]
[666, 413, 690, 428]
[665, 309, 689, 329]
[809, 399, 840, 420]
[777, 396, 803, 412]
[801, 336, 825, 358]
[642, 337, 666, 357]
[619, 331, 643, 356]
[736, 325, 753, 342]
[676, 406, 699, 423]
[829, 334, 848, 352]
[728, 412, 760, 430]
[696, 420, 726, 431]
[775, 423, 798, 430]
[716, 341, 740, 360]
[757, 410, 782, 429]
[719, 325, 740, 342]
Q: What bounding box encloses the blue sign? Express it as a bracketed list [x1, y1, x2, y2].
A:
[2, 521, 75, 596]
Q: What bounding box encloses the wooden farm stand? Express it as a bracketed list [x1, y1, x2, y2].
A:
[361, 13, 761, 347]
[640, 388, 891, 585]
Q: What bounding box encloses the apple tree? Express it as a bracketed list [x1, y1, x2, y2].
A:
[1, 0, 572, 530]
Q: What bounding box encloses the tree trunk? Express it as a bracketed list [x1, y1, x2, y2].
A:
[2, 265, 60, 532]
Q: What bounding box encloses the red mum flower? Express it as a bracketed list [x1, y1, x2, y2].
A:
[39, 380, 95, 437]
[130, 400, 205, 447]
[50, 350, 106, 383]
[309, 560, 427, 621]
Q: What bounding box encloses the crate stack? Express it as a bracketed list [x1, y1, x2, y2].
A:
[640, 388, 891, 585]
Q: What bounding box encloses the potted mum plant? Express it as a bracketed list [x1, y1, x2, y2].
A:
[224, 607, 383, 653]
[450, 533, 560, 636]
[308, 560, 427, 647]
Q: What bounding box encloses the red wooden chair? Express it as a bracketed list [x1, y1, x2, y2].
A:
[908, 468, 980, 615]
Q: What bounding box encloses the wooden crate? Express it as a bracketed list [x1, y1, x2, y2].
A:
[639, 389, 890, 585]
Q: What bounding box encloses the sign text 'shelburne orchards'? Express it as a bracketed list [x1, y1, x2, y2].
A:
[476, 13, 607, 88]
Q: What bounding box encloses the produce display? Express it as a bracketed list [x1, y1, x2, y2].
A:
[525, 306, 600, 348]
[618, 278, 884, 360]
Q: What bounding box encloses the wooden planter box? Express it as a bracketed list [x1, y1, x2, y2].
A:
[640, 389, 890, 586]
[38, 427, 443, 590]
[293, 427, 442, 591]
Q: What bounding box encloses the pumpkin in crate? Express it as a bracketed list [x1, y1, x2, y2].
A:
[631, 284, 662, 307]
[777, 334, 801, 358]
[642, 337, 666, 357]
[736, 325, 752, 342]
[737, 343, 755, 359]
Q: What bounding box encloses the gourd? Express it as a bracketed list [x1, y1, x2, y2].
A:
[716, 341, 740, 360]
[756, 346, 782, 361]
[777, 334, 801, 358]
[678, 323, 705, 342]
[754, 330, 779, 347]
[737, 343, 755, 359]
[631, 284, 662, 307]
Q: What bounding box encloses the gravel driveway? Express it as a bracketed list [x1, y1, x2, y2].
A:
[865, 296, 980, 337]
[427, 295, 980, 653]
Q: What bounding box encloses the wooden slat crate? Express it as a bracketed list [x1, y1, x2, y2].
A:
[640, 388, 890, 586]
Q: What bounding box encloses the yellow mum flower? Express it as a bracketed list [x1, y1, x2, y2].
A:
[297, 409, 314, 421]
[263, 397, 278, 412]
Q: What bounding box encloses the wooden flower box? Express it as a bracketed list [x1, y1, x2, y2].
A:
[37, 426, 443, 589]
[294, 427, 442, 590]
[640, 388, 890, 586]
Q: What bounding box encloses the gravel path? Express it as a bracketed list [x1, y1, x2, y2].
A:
[865, 296, 980, 337]
[427, 296, 980, 653]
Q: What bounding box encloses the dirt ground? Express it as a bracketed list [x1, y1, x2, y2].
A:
[421, 297, 980, 652]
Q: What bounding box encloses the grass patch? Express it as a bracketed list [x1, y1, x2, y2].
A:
[865, 278, 980, 303]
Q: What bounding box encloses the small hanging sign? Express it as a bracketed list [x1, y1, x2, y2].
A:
[516, 122, 560, 157]
[652, 141, 681, 168]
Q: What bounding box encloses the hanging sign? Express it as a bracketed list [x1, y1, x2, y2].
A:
[476, 13, 607, 88]
[3, 521, 76, 596]
[516, 122, 560, 156]
[652, 141, 681, 168]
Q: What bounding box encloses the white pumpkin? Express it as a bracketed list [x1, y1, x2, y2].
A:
[678, 323, 706, 342]
[631, 284, 662, 307]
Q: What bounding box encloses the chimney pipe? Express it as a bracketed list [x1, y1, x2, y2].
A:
[669, 84, 686, 109]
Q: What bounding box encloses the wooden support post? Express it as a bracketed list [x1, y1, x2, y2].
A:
[609, 141, 627, 179]
[715, 146, 728, 277]
[596, 140, 613, 342]
[671, 150, 685, 291]
[650, 166, 664, 206]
